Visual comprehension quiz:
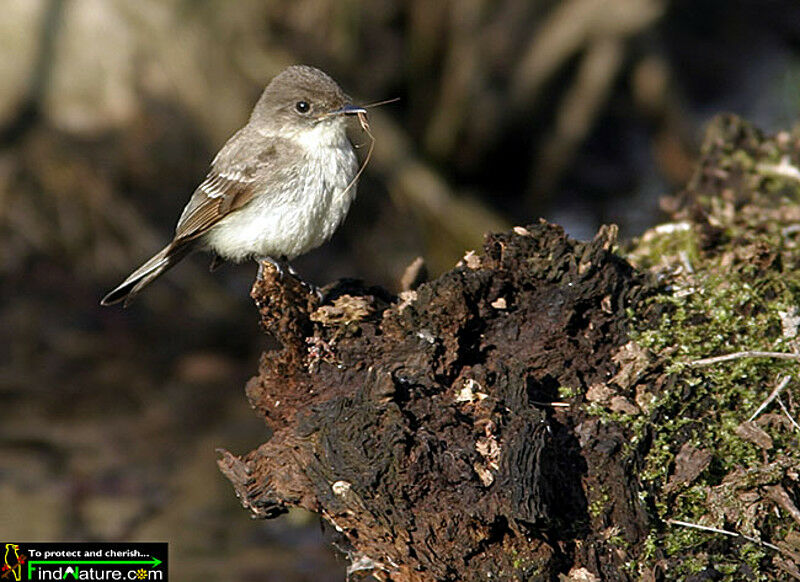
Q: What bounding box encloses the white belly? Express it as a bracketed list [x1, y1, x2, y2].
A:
[204, 133, 359, 262]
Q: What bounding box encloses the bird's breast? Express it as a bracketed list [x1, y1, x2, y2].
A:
[206, 129, 359, 261]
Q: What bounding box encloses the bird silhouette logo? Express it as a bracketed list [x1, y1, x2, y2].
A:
[1, 544, 25, 581]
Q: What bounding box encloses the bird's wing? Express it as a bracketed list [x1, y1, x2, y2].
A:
[173, 132, 293, 243]
[173, 168, 257, 242]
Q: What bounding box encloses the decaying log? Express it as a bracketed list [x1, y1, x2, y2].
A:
[219, 219, 652, 580]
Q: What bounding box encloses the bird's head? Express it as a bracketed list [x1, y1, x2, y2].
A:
[249, 65, 365, 138]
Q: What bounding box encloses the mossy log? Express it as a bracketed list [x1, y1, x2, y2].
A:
[219, 115, 800, 581]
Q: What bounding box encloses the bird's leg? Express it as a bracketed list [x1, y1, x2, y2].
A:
[209, 254, 225, 272]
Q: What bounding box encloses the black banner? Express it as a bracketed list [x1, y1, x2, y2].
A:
[1, 542, 168, 581]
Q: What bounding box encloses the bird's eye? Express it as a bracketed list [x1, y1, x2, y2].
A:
[295, 100, 310, 114]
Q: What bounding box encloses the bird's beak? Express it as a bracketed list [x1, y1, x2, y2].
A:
[332, 104, 367, 116]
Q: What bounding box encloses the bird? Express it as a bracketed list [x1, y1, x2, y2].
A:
[101, 65, 367, 306]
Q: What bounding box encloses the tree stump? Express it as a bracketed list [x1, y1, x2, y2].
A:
[220, 115, 800, 581]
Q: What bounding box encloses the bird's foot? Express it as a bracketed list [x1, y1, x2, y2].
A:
[302, 279, 324, 302]
[256, 256, 322, 300]
[208, 254, 225, 273]
[256, 256, 288, 281]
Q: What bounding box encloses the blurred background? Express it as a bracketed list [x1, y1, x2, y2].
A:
[1, 0, 799, 579]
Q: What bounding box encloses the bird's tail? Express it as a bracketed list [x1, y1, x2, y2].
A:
[101, 243, 191, 306]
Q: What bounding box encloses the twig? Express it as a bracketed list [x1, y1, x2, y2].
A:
[667, 519, 781, 552]
[757, 156, 800, 183]
[361, 97, 401, 109]
[778, 398, 800, 432]
[678, 250, 694, 274]
[530, 401, 570, 408]
[748, 375, 792, 422]
[692, 351, 800, 366]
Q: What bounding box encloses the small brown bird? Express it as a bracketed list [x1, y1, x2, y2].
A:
[102, 65, 366, 306]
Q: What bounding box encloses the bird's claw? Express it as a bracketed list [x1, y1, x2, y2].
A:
[256, 257, 320, 300]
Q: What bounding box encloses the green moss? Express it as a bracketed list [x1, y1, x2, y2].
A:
[730, 148, 757, 171]
[624, 254, 800, 573]
[627, 222, 700, 272]
[606, 531, 631, 550]
[611, 121, 800, 577]
[565, 116, 800, 578]
[588, 488, 611, 519]
[558, 385, 579, 399]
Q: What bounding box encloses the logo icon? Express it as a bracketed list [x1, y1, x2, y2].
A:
[2, 544, 27, 582]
